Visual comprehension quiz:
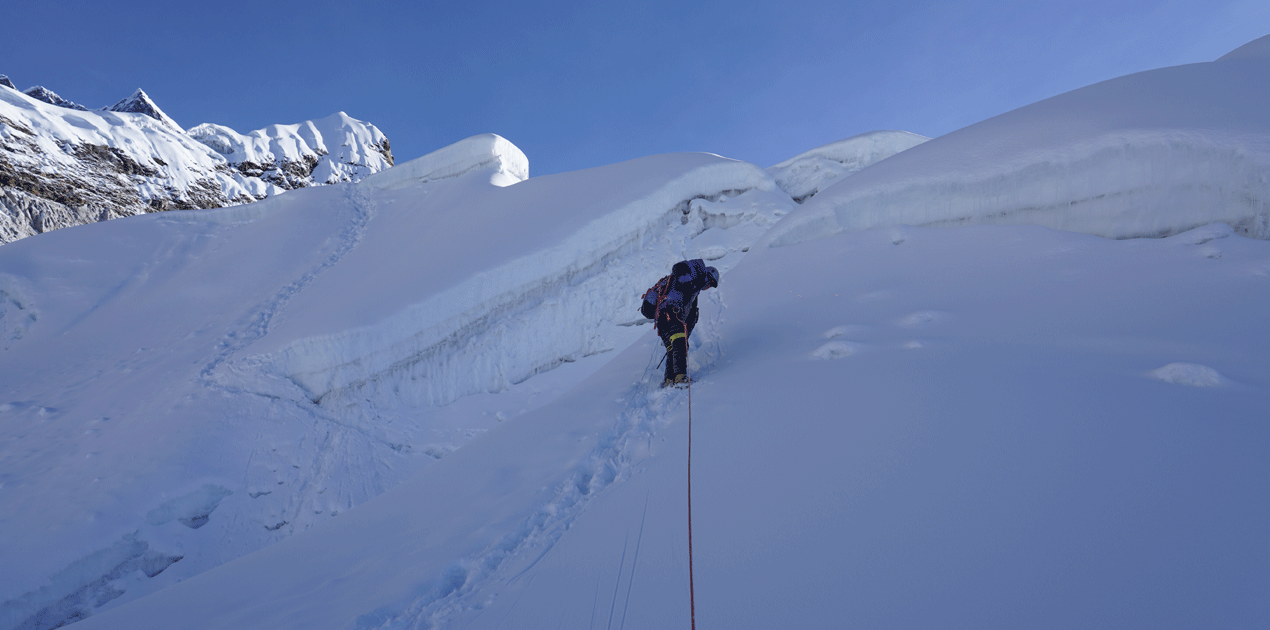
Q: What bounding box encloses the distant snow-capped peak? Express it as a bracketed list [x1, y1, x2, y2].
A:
[108, 88, 182, 130]
[1, 79, 396, 244]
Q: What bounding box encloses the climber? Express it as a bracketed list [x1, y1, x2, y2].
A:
[639, 259, 720, 387]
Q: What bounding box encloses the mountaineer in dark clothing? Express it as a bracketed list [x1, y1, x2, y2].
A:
[639, 259, 720, 387]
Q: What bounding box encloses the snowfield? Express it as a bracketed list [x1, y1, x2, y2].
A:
[3, 35, 1270, 630]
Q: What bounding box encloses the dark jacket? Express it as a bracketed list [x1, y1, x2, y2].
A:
[642, 259, 719, 335]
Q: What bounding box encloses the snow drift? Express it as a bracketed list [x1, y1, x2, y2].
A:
[763, 35, 1270, 248]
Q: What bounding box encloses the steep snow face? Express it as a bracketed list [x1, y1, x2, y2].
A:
[767, 130, 928, 202]
[763, 40, 1270, 248]
[0, 136, 792, 628]
[0, 83, 393, 244]
[187, 112, 394, 190]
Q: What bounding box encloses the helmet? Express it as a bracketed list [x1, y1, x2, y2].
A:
[706, 266, 720, 288]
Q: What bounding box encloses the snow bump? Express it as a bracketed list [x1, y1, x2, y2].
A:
[1149, 362, 1229, 387]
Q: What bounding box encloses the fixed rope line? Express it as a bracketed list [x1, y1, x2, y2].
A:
[684, 317, 697, 630]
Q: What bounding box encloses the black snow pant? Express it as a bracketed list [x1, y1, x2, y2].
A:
[658, 308, 692, 383]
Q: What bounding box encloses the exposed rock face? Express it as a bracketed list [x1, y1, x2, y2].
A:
[0, 78, 394, 245]
[0, 76, 16, 90]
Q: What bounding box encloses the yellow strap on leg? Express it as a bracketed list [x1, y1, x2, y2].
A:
[668, 332, 686, 343]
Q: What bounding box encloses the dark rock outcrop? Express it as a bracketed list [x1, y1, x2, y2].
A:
[22, 85, 88, 111]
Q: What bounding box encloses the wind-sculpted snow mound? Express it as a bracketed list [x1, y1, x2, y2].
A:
[0, 136, 792, 628]
[762, 37, 1270, 248]
[767, 130, 928, 202]
[363, 133, 525, 189]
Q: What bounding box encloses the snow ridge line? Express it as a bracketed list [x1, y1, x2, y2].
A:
[364, 293, 728, 630]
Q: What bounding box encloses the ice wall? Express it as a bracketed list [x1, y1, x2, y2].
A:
[762, 39, 1270, 248]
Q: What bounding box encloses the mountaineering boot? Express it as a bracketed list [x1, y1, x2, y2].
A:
[661, 373, 691, 388]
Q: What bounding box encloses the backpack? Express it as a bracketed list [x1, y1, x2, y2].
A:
[639, 274, 672, 321]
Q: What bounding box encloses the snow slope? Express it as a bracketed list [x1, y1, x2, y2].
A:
[763, 35, 1270, 248]
[0, 135, 793, 629]
[69, 220, 1270, 630]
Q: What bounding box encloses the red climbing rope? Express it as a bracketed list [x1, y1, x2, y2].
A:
[685, 318, 697, 630]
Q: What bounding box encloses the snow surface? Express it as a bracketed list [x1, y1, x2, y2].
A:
[766, 130, 928, 202]
[66, 220, 1270, 630]
[0, 136, 792, 628]
[763, 34, 1270, 248]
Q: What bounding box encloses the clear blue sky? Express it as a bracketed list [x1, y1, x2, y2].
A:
[3, 1, 1267, 176]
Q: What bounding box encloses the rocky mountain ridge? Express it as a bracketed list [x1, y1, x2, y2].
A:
[0, 77, 393, 244]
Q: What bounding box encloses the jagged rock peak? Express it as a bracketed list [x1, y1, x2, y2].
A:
[0, 75, 16, 90]
[23, 85, 88, 111]
[109, 88, 181, 130]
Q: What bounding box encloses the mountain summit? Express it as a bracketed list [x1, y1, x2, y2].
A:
[108, 88, 181, 130]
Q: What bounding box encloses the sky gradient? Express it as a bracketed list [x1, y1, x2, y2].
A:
[3, 1, 1268, 176]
